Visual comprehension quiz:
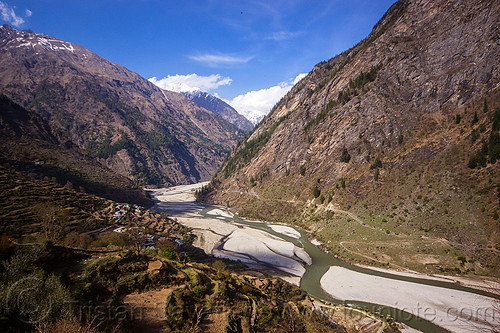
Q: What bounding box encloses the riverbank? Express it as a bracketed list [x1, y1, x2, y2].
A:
[320, 266, 499, 333]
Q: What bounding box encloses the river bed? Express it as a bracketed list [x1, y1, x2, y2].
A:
[147, 183, 499, 333]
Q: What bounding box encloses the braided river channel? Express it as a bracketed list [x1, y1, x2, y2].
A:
[148, 183, 499, 333]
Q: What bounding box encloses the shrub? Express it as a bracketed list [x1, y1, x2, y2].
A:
[492, 108, 500, 131]
[212, 260, 227, 272]
[192, 284, 207, 298]
[340, 147, 351, 163]
[370, 157, 383, 169]
[141, 247, 159, 255]
[472, 111, 479, 125]
[299, 165, 306, 176]
[471, 129, 479, 142]
[0, 249, 73, 328]
[161, 247, 177, 261]
[312, 186, 320, 198]
[64, 232, 92, 249]
[226, 312, 242, 333]
[488, 131, 500, 163]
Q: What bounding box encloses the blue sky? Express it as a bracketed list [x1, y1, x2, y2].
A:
[1, 0, 396, 122]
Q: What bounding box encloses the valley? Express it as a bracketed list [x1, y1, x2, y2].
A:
[150, 182, 500, 333]
[0, 0, 499, 332]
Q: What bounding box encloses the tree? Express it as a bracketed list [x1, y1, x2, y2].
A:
[161, 246, 177, 261]
[212, 260, 227, 272]
[492, 108, 500, 131]
[472, 111, 479, 125]
[33, 203, 68, 241]
[125, 225, 148, 255]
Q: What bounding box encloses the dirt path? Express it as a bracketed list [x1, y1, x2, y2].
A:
[338, 240, 408, 270]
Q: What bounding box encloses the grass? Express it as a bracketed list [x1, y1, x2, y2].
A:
[299, 204, 471, 274]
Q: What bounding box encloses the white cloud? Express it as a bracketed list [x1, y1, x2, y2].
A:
[226, 73, 307, 124]
[25, 9, 31, 17]
[0, 1, 24, 27]
[189, 53, 254, 67]
[148, 73, 232, 93]
[266, 31, 303, 41]
[293, 73, 307, 84]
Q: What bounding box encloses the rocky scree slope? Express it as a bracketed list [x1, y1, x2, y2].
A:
[204, 0, 500, 275]
[0, 25, 244, 186]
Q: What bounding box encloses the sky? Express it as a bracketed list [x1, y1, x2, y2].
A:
[0, 0, 396, 123]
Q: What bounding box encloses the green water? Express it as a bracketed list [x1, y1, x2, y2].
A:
[200, 207, 498, 333]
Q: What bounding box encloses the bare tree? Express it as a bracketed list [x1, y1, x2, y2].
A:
[33, 203, 68, 241]
[191, 304, 209, 332]
[125, 225, 148, 255]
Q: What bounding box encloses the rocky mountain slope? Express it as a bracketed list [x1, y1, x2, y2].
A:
[0, 24, 244, 186]
[0, 94, 152, 206]
[183, 90, 254, 132]
[203, 0, 500, 276]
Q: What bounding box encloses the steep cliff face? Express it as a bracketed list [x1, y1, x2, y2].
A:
[0, 25, 244, 186]
[206, 0, 500, 275]
[183, 91, 254, 133]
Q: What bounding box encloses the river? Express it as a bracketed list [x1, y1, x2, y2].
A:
[147, 183, 499, 333]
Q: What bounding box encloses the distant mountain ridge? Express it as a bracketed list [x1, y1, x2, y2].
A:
[182, 90, 254, 132]
[0, 24, 244, 186]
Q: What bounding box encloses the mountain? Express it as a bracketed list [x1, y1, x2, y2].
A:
[0, 94, 153, 207]
[183, 90, 254, 132]
[202, 0, 500, 276]
[0, 24, 244, 186]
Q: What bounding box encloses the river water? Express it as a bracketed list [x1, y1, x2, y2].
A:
[149, 184, 499, 333]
